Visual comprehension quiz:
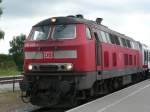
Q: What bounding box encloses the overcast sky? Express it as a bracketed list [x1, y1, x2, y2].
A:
[0, 0, 150, 54]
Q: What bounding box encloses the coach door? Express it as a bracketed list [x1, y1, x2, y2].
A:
[93, 32, 101, 67]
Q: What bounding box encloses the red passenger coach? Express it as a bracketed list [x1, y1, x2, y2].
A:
[20, 15, 149, 107]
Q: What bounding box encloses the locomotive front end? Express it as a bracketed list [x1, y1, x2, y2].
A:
[20, 17, 96, 107]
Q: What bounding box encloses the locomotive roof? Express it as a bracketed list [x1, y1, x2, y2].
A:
[34, 16, 98, 26]
[34, 16, 136, 42]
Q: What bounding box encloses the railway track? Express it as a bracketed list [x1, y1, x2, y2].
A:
[30, 107, 67, 112]
[0, 77, 146, 112]
[0, 75, 23, 84]
[17, 106, 68, 112]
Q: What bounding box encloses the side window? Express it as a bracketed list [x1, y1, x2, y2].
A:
[135, 42, 139, 50]
[121, 38, 127, 47]
[109, 34, 115, 44]
[126, 40, 131, 48]
[105, 32, 111, 43]
[114, 35, 120, 45]
[94, 32, 100, 42]
[138, 43, 142, 51]
[131, 41, 135, 49]
[100, 31, 107, 43]
[86, 27, 92, 39]
[147, 51, 149, 62]
[144, 51, 147, 62]
[97, 31, 103, 42]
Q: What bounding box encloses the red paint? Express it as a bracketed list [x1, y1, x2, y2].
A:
[24, 24, 96, 72]
[24, 21, 144, 75]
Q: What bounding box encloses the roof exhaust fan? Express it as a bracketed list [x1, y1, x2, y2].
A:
[96, 18, 103, 24]
[76, 14, 84, 19]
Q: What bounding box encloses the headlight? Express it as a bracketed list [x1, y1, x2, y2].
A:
[28, 65, 33, 70]
[65, 63, 73, 71]
[54, 50, 77, 59]
[51, 18, 56, 22]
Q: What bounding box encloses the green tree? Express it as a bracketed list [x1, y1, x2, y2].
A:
[0, 30, 4, 39]
[0, 0, 2, 16]
[0, 0, 4, 39]
[9, 34, 26, 71]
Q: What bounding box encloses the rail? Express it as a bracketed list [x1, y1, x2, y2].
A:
[0, 75, 23, 84]
[0, 75, 23, 92]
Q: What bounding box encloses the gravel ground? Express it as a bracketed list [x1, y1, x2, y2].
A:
[0, 86, 65, 112]
[0, 90, 35, 112]
[0, 83, 20, 92]
[0, 83, 38, 112]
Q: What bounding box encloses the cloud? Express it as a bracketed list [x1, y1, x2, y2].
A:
[1, 0, 150, 53]
[2, 0, 150, 19]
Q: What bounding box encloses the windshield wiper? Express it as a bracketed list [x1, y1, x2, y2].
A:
[56, 25, 67, 32]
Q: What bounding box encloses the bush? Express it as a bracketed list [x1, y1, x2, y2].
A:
[0, 54, 16, 69]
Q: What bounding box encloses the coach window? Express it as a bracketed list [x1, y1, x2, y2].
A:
[100, 31, 107, 43]
[86, 27, 92, 39]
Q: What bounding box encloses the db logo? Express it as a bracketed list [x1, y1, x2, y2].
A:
[43, 51, 53, 59]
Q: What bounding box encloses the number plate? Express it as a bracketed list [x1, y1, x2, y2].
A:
[43, 51, 53, 59]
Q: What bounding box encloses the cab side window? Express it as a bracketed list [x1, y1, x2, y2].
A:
[100, 31, 107, 43]
[86, 27, 92, 39]
[94, 32, 100, 42]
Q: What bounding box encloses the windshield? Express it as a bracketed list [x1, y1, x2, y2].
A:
[53, 24, 76, 39]
[30, 26, 50, 40]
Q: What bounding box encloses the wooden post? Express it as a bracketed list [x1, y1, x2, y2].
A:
[13, 76, 15, 92]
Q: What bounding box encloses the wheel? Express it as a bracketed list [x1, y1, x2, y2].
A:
[113, 80, 120, 90]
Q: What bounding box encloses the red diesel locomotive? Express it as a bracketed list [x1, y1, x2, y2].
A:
[20, 15, 149, 107]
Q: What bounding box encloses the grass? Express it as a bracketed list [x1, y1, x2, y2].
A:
[0, 67, 21, 77]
